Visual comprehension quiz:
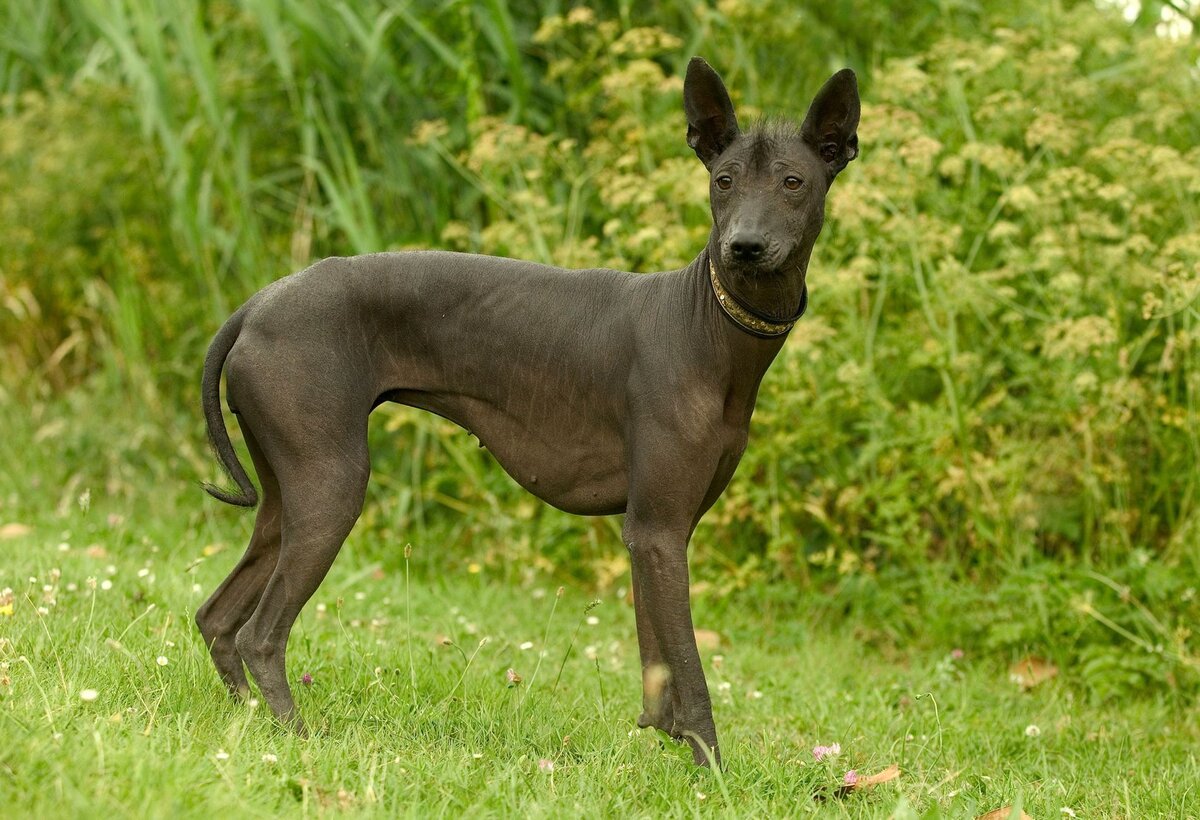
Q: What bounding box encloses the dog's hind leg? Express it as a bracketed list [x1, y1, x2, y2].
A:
[196, 426, 282, 698]
[234, 427, 371, 734]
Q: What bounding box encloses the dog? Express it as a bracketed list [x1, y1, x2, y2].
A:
[198, 57, 859, 767]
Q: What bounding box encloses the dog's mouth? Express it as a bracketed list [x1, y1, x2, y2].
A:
[718, 243, 788, 278]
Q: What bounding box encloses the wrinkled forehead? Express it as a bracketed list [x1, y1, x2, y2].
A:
[726, 122, 815, 171]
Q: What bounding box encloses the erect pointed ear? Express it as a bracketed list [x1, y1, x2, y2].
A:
[684, 57, 739, 169]
[801, 69, 860, 177]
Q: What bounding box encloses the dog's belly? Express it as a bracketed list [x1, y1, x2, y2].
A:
[486, 433, 629, 516]
[383, 390, 629, 516]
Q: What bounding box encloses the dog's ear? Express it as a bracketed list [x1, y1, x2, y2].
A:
[801, 69, 860, 177]
[684, 57, 739, 169]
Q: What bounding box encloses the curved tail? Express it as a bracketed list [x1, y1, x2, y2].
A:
[201, 305, 259, 508]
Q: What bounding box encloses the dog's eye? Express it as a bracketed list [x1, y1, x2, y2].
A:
[783, 176, 802, 191]
[715, 175, 733, 191]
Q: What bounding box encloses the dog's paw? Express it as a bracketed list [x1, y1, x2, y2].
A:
[637, 710, 682, 741]
[689, 740, 721, 768]
[277, 711, 309, 738]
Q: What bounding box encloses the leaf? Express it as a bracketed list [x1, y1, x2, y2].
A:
[838, 763, 900, 795]
[976, 807, 1033, 820]
[855, 764, 900, 788]
[1009, 655, 1058, 690]
[694, 629, 722, 650]
[0, 523, 31, 539]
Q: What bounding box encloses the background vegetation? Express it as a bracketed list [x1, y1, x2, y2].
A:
[2, 0, 1199, 815]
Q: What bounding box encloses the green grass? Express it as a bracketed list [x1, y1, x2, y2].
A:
[3, 490, 1198, 818]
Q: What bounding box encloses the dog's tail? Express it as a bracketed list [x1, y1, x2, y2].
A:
[201, 304, 259, 508]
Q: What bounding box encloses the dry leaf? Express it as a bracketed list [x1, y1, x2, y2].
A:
[976, 807, 1033, 820]
[855, 764, 900, 788]
[0, 523, 31, 539]
[1009, 655, 1058, 690]
[694, 629, 722, 651]
[839, 763, 901, 796]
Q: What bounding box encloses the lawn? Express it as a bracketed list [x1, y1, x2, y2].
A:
[2, 487, 1197, 818]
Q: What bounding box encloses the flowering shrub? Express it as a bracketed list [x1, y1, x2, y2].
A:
[735, 8, 1200, 576]
[399, 5, 1200, 580]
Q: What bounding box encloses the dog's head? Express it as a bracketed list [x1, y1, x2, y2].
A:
[684, 57, 859, 286]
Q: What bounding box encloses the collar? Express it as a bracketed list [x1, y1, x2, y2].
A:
[708, 260, 808, 338]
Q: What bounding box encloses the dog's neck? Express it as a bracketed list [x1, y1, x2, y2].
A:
[703, 237, 810, 330]
[675, 249, 794, 405]
[707, 259, 807, 337]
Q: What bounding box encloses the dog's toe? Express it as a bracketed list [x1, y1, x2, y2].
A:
[637, 712, 684, 743]
[277, 711, 309, 738]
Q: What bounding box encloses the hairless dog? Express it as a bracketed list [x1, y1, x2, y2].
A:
[198, 57, 859, 767]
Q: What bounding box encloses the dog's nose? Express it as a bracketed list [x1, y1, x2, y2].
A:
[730, 234, 766, 261]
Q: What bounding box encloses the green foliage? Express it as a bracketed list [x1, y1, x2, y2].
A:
[2, 0, 1199, 705]
[732, 7, 1200, 575]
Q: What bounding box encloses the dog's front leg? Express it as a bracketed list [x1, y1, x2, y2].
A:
[632, 578, 676, 737]
[623, 514, 719, 767]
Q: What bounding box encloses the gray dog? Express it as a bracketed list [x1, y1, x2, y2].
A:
[199, 57, 859, 767]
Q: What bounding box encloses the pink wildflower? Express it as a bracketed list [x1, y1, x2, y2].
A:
[812, 742, 841, 761]
[301, 673, 313, 686]
[537, 758, 555, 773]
[843, 770, 858, 786]
[950, 648, 965, 660]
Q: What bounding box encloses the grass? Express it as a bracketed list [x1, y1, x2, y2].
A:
[2, 488, 1199, 818]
